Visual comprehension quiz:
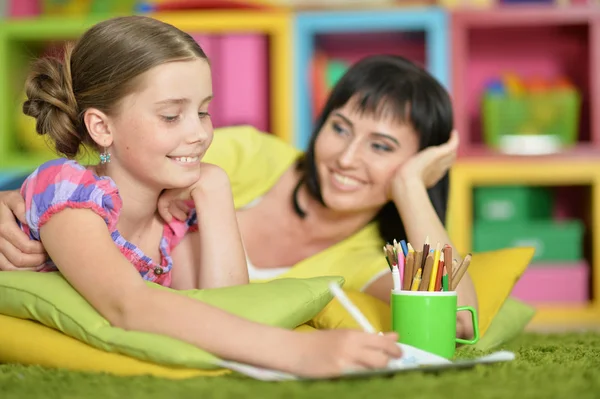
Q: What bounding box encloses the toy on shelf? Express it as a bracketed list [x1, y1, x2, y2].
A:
[310, 53, 349, 117]
[481, 73, 581, 155]
[136, 0, 272, 12]
[41, 0, 137, 15]
[436, 0, 496, 7]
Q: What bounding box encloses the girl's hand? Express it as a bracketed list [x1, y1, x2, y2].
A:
[291, 330, 402, 378]
[392, 129, 459, 196]
[157, 163, 231, 223]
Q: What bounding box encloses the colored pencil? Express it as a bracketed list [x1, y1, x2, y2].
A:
[419, 252, 434, 291]
[403, 250, 415, 290]
[451, 253, 472, 290]
[443, 245, 453, 291]
[435, 252, 445, 291]
[428, 243, 442, 291]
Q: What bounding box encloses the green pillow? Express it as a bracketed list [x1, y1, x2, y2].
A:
[0, 271, 342, 369]
[473, 297, 536, 351]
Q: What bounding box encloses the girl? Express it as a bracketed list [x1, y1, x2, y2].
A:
[10, 15, 401, 377]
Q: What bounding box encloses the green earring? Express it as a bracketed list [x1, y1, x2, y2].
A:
[99, 148, 111, 164]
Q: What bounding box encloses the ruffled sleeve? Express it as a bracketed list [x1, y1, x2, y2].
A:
[19, 158, 122, 241]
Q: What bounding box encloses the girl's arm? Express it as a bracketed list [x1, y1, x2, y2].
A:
[168, 164, 248, 290]
[40, 208, 402, 377]
[191, 165, 248, 289]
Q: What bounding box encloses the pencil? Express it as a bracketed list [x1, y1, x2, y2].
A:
[428, 243, 442, 291]
[443, 245, 453, 291]
[421, 236, 430, 269]
[419, 252, 434, 291]
[410, 268, 422, 291]
[383, 246, 392, 271]
[403, 250, 415, 290]
[451, 253, 472, 291]
[400, 240, 409, 257]
[413, 251, 423, 279]
[434, 252, 444, 291]
[442, 265, 449, 292]
[385, 244, 396, 267]
[329, 282, 377, 334]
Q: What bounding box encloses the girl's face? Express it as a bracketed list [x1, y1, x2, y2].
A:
[314, 97, 420, 213]
[106, 58, 213, 190]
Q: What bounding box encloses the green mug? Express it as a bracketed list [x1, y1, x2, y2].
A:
[390, 290, 479, 359]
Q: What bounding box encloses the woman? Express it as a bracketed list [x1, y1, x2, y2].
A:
[0, 54, 477, 338]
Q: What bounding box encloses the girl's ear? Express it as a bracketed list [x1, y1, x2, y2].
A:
[84, 108, 113, 148]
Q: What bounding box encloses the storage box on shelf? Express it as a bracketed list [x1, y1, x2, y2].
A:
[448, 158, 600, 327]
[473, 184, 589, 306]
[293, 7, 449, 150]
[0, 10, 292, 173]
[450, 6, 600, 157]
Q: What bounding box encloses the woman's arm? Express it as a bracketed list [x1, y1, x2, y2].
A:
[41, 208, 402, 377]
[391, 177, 478, 340]
[0, 190, 46, 270]
[365, 131, 476, 339]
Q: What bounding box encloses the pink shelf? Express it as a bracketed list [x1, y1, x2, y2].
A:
[451, 6, 600, 157]
[191, 33, 270, 132]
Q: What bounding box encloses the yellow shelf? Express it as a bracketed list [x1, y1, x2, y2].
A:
[528, 304, 600, 329]
[0, 11, 294, 171]
[448, 157, 600, 325]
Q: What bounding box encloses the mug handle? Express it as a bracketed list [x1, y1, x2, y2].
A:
[455, 306, 480, 345]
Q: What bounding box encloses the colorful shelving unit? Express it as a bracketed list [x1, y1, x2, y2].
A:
[448, 6, 600, 328]
[0, 10, 292, 176]
[292, 7, 449, 150]
[1, 4, 599, 329]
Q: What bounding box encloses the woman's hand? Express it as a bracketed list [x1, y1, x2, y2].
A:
[392, 129, 459, 196]
[0, 190, 46, 270]
[157, 163, 231, 223]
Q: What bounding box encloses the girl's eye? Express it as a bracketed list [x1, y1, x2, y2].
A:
[161, 115, 179, 123]
[198, 112, 211, 119]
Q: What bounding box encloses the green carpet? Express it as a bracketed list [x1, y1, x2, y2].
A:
[1, 332, 598, 399]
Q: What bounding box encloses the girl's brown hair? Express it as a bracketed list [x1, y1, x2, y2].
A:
[22, 15, 208, 158]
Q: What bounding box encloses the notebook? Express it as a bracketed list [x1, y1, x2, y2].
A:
[219, 342, 516, 381]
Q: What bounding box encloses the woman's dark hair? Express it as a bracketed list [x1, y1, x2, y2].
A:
[294, 54, 454, 244]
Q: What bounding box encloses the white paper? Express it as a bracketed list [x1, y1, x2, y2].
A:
[218, 343, 516, 381]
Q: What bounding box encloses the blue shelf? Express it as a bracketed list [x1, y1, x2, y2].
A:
[293, 7, 450, 150]
[0, 170, 28, 190]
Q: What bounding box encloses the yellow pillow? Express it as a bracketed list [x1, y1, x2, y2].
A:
[312, 247, 535, 337]
[0, 315, 315, 379]
[309, 289, 390, 332]
[468, 246, 534, 335]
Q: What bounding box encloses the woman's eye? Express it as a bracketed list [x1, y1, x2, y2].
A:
[372, 142, 393, 152]
[332, 122, 348, 135]
[198, 112, 211, 119]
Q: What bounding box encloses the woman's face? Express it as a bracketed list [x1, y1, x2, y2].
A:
[314, 98, 420, 214]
